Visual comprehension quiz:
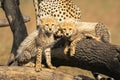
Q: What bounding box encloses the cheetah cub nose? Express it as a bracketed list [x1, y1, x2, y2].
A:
[66, 33, 69, 36]
[49, 28, 52, 31]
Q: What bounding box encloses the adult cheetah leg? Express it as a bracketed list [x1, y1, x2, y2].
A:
[70, 34, 83, 56]
[70, 41, 76, 56]
[84, 33, 101, 42]
[44, 48, 56, 69]
[64, 41, 69, 55]
[33, 0, 40, 29]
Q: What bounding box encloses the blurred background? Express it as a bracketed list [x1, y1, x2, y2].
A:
[0, 0, 120, 65]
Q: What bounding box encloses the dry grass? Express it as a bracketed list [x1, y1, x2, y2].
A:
[0, 0, 120, 66]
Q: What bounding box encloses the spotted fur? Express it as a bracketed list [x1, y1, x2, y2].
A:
[33, 0, 41, 28]
[15, 16, 59, 71]
[40, 0, 81, 21]
[59, 19, 110, 56]
[77, 22, 111, 43]
[33, 0, 81, 29]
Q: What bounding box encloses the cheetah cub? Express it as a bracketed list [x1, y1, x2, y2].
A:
[35, 16, 60, 71]
[59, 19, 110, 56]
[76, 22, 110, 43]
[16, 16, 59, 71]
[59, 19, 84, 56]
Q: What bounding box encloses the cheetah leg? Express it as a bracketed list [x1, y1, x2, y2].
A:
[70, 41, 76, 56]
[35, 47, 42, 72]
[70, 34, 83, 56]
[33, 0, 40, 29]
[84, 34, 101, 42]
[64, 41, 69, 54]
[24, 62, 35, 67]
[44, 48, 56, 69]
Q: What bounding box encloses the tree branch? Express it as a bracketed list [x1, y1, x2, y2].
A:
[0, 15, 30, 27]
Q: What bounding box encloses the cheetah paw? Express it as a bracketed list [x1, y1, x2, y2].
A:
[49, 65, 56, 70]
[70, 49, 75, 56]
[35, 64, 42, 72]
[64, 47, 69, 54]
[24, 62, 35, 67]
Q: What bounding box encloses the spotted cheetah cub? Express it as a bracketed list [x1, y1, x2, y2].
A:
[59, 19, 83, 56]
[76, 22, 110, 43]
[59, 19, 110, 56]
[15, 16, 59, 72]
[35, 16, 60, 71]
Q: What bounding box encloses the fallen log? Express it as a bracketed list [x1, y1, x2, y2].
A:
[0, 66, 95, 80]
[72, 38, 120, 80]
[0, 66, 73, 80]
[49, 38, 120, 80]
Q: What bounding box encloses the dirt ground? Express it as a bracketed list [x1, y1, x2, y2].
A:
[0, 0, 120, 66]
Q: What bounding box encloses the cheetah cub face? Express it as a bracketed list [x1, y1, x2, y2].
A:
[40, 16, 59, 34]
[59, 20, 77, 38]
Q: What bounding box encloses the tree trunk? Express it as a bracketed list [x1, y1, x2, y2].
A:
[2, 0, 28, 65]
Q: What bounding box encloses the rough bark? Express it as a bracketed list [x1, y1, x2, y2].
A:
[0, 15, 30, 27]
[2, 0, 28, 64]
[72, 38, 120, 80]
[50, 38, 120, 80]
